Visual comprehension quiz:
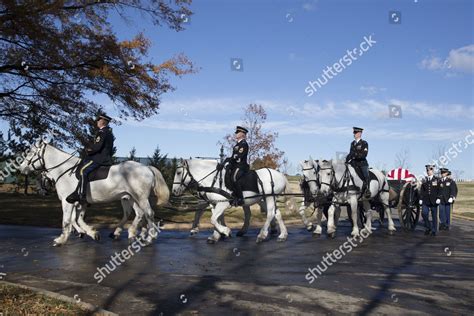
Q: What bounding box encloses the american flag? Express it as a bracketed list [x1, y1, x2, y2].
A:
[387, 168, 416, 181]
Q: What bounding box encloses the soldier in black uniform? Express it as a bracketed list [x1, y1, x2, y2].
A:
[419, 164, 441, 236]
[222, 126, 249, 206]
[439, 168, 457, 231]
[66, 113, 115, 203]
[345, 127, 371, 198]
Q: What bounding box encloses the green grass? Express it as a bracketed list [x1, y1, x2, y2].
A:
[0, 284, 89, 315]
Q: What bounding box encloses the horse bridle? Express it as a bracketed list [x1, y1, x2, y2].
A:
[173, 161, 219, 193]
[25, 140, 79, 181]
[301, 164, 320, 188]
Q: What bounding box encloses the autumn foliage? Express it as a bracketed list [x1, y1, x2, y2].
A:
[0, 0, 195, 148]
[220, 104, 286, 170]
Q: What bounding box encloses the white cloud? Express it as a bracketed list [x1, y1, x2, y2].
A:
[119, 97, 473, 142]
[302, 0, 318, 11]
[447, 44, 474, 73]
[419, 44, 474, 74]
[360, 85, 387, 96]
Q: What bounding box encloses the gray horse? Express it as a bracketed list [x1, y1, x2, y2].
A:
[316, 159, 396, 238]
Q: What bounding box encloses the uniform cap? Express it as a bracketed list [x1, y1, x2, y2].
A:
[235, 126, 248, 134]
[97, 113, 112, 122]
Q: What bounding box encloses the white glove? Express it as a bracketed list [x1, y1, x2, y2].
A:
[448, 197, 453, 203]
[436, 199, 440, 204]
[419, 200, 423, 206]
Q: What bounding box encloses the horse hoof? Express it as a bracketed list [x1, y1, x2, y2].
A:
[93, 232, 101, 241]
[78, 233, 85, 239]
[270, 229, 278, 236]
[277, 237, 287, 242]
[388, 230, 395, 235]
[256, 237, 265, 243]
[128, 238, 136, 245]
[328, 232, 336, 239]
[108, 232, 116, 239]
[207, 238, 217, 244]
[236, 231, 245, 237]
[306, 225, 314, 232]
[53, 242, 61, 247]
[190, 231, 198, 236]
[312, 232, 321, 238]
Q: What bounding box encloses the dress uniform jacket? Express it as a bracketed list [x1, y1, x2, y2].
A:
[229, 139, 249, 169]
[86, 127, 114, 166]
[420, 176, 440, 206]
[345, 139, 369, 166]
[439, 177, 457, 204]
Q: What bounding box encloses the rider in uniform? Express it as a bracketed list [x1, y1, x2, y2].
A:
[66, 113, 115, 203]
[223, 126, 249, 206]
[345, 127, 371, 198]
[420, 164, 441, 236]
[438, 168, 457, 231]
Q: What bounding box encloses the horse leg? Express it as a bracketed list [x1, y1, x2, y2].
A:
[327, 205, 337, 238]
[207, 229, 222, 244]
[257, 197, 276, 243]
[275, 207, 288, 242]
[299, 203, 314, 232]
[210, 203, 231, 238]
[71, 207, 86, 238]
[109, 197, 132, 239]
[237, 205, 252, 237]
[53, 200, 75, 246]
[128, 201, 144, 242]
[76, 206, 100, 241]
[381, 192, 396, 234]
[350, 198, 360, 237]
[138, 199, 159, 243]
[362, 201, 372, 234]
[190, 207, 206, 236]
[312, 207, 323, 236]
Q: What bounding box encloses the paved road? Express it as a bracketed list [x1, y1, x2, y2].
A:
[1, 219, 473, 315]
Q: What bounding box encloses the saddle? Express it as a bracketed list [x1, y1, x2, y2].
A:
[75, 163, 111, 182]
[224, 169, 260, 193]
[353, 167, 378, 183]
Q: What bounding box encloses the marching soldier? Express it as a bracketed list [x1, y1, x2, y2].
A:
[222, 126, 249, 206]
[345, 127, 371, 198]
[420, 164, 441, 236]
[66, 113, 115, 203]
[439, 168, 457, 231]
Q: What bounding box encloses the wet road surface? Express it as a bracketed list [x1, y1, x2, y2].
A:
[1, 219, 473, 315]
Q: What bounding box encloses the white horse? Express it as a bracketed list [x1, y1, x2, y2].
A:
[172, 159, 293, 243]
[19, 140, 169, 246]
[317, 159, 396, 238]
[299, 159, 341, 236]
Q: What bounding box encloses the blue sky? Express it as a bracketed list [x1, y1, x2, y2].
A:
[4, 0, 474, 177]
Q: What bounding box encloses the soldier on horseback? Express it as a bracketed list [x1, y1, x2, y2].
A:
[66, 113, 114, 203]
[345, 127, 371, 198]
[221, 126, 249, 206]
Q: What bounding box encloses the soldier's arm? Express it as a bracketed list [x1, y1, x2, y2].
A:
[233, 142, 248, 163]
[87, 130, 106, 155]
[452, 181, 458, 199]
[345, 144, 354, 162]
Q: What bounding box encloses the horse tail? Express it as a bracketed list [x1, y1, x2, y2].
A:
[149, 166, 170, 207]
